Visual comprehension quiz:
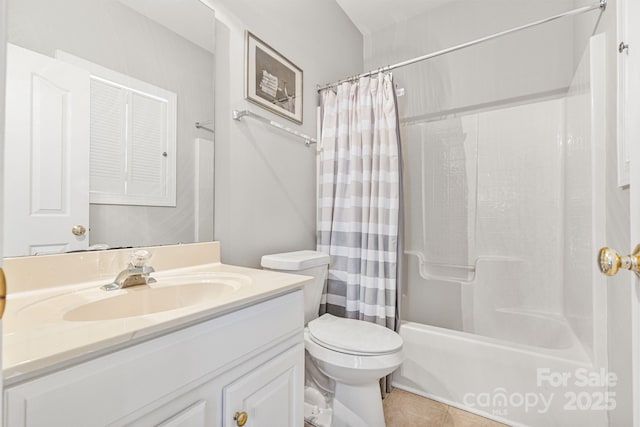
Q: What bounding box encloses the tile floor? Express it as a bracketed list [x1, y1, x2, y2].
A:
[303, 387, 510, 427]
[383, 388, 510, 427]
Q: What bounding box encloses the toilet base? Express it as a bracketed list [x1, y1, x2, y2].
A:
[304, 386, 333, 427]
[332, 381, 385, 427]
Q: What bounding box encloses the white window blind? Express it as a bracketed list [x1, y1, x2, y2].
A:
[128, 92, 167, 198]
[90, 79, 126, 196]
[56, 51, 177, 207]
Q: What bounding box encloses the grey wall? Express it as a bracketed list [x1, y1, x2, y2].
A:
[573, 1, 634, 425]
[208, 0, 362, 267]
[364, 0, 575, 117]
[6, 0, 215, 249]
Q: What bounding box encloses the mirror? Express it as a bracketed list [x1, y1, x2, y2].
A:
[4, 0, 215, 257]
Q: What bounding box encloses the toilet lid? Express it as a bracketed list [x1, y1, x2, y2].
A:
[308, 314, 403, 356]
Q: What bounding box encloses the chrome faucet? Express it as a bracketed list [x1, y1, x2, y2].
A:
[101, 250, 155, 291]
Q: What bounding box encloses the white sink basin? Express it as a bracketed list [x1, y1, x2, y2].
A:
[13, 272, 251, 324]
[63, 272, 250, 321]
[64, 283, 235, 321]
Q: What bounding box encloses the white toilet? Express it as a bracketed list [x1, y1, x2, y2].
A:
[261, 250, 404, 427]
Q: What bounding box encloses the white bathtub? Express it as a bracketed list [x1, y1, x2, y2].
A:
[472, 308, 581, 351]
[393, 321, 610, 427]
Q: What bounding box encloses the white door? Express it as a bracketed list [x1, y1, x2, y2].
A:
[4, 43, 90, 257]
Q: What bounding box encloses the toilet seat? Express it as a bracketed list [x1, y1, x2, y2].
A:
[308, 314, 403, 356]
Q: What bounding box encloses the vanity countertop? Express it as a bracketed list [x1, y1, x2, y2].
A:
[2, 242, 310, 385]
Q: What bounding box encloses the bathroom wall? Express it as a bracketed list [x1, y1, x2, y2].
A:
[6, 0, 215, 248]
[363, 0, 575, 117]
[573, 0, 634, 424]
[207, 0, 362, 266]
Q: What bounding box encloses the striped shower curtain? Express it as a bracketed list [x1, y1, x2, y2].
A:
[317, 72, 401, 330]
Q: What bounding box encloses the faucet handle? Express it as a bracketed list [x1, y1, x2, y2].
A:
[130, 250, 152, 268]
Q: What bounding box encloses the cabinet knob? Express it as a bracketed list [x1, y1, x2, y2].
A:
[234, 411, 248, 426]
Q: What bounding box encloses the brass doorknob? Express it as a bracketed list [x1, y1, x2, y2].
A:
[71, 225, 86, 236]
[598, 245, 640, 277]
[233, 411, 248, 426]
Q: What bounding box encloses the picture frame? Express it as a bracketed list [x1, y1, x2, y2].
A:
[245, 31, 303, 124]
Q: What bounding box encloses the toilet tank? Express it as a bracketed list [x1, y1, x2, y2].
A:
[261, 250, 330, 324]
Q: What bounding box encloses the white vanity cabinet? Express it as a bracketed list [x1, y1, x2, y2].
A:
[3, 290, 304, 427]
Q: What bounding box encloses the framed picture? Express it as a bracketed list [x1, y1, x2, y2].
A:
[245, 31, 303, 124]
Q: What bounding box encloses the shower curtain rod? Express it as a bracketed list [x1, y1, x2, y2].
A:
[317, 0, 607, 92]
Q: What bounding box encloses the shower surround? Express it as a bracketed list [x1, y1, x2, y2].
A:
[393, 35, 606, 426]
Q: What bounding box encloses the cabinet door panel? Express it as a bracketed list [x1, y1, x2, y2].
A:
[223, 344, 304, 427]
